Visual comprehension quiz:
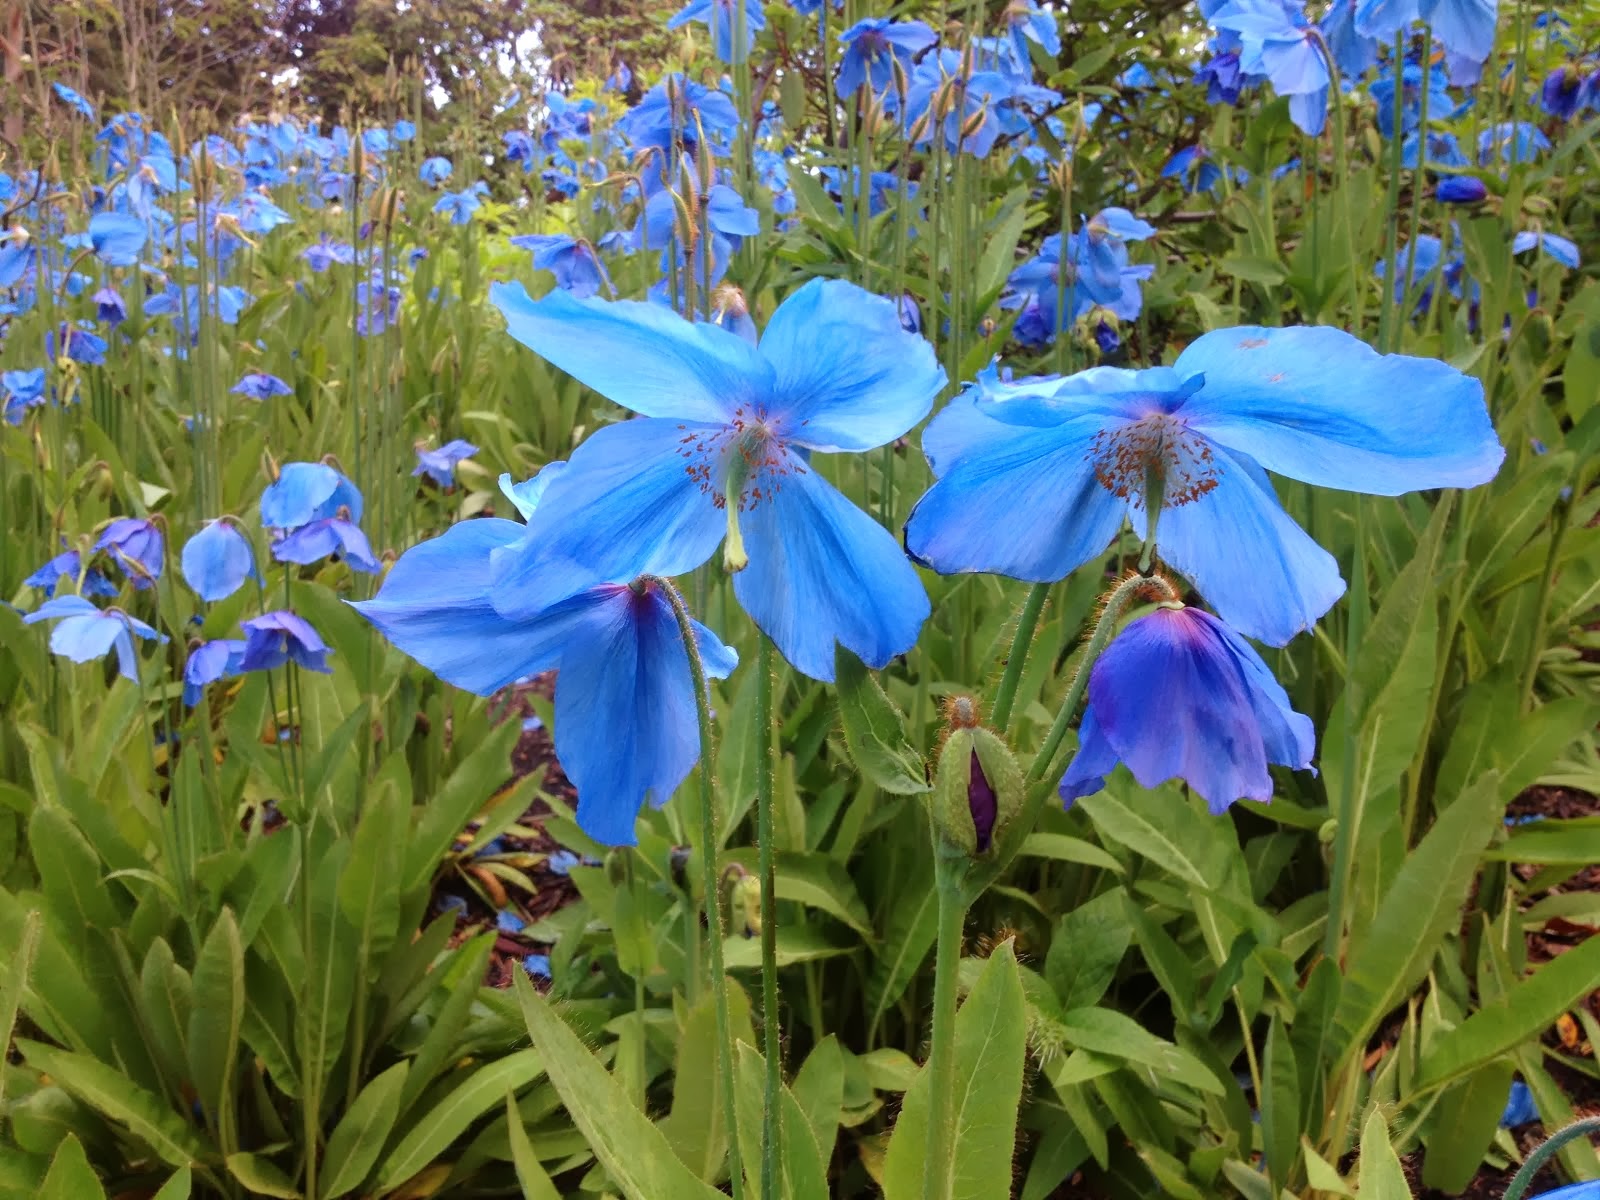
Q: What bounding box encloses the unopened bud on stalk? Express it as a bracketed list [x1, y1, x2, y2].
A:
[731, 872, 763, 937]
[930, 697, 1022, 858]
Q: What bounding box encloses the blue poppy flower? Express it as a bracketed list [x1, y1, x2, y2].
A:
[181, 520, 256, 601]
[1059, 605, 1315, 812]
[351, 515, 738, 845]
[273, 518, 380, 574]
[1354, 0, 1497, 70]
[238, 611, 332, 673]
[23, 596, 167, 681]
[260, 462, 364, 529]
[95, 518, 164, 589]
[1434, 175, 1487, 203]
[418, 156, 454, 187]
[1195, 48, 1247, 103]
[900, 50, 1015, 157]
[1477, 121, 1550, 165]
[51, 323, 108, 366]
[510, 234, 608, 298]
[434, 183, 488, 225]
[183, 639, 246, 706]
[87, 212, 147, 267]
[231, 372, 293, 400]
[668, 0, 766, 63]
[1500, 1080, 1539, 1128]
[303, 237, 355, 272]
[1207, 0, 1330, 135]
[835, 18, 939, 97]
[24, 548, 118, 598]
[93, 286, 126, 325]
[905, 326, 1504, 646]
[0, 231, 34, 289]
[615, 76, 740, 194]
[1540, 65, 1586, 118]
[2, 367, 46, 425]
[1369, 63, 1457, 140]
[606, 62, 633, 92]
[413, 439, 479, 487]
[52, 83, 96, 119]
[1512, 231, 1580, 269]
[488, 276, 944, 682]
[392, 119, 416, 142]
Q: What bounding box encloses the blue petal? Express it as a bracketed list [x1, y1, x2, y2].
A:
[498, 461, 568, 521]
[351, 519, 586, 694]
[49, 613, 123, 665]
[1174, 325, 1504, 494]
[24, 595, 100, 623]
[493, 418, 725, 619]
[1058, 707, 1120, 804]
[1140, 444, 1344, 646]
[181, 521, 255, 601]
[905, 399, 1126, 583]
[261, 462, 364, 527]
[758, 279, 945, 451]
[491, 281, 768, 423]
[733, 464, 929, 682]
[553, 583, 737, 845]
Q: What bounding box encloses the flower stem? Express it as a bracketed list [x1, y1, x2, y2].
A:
[989, 582, 1051, 735]
[1503, 1117, 1600, 1200]
[921, 852, 970, 1200]
[1027, 571, 1157, 785]
[654, 578, 744, 1199]
[755, 632, 782, 1200]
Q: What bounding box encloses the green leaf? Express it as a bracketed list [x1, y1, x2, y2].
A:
[790, 1035, 845, 1168]
[1419, 933, 1600, 1089]
[1045, 889, 1130, 1011]
[186, 909, 244, 1151]
[1074, 792, 1212, 888]
[505, 1095, 562, 1200]
[223, 1153, 298, 1198]
[17, 1041, 207, 1168]
[322, 1061, 409, 1197]
[300, 839, 355, 1102]
[661, 979, 754, 1183]
[39, 1135, 106, 1200]
[1260, 1016, 1299, 1192]
[881, 942, 1028, 1200]
[1333, 772, 1502, 1061]
[733, 1042, 830, 1200]
[1420, 1059, 1516, 1193]
[1356, 1109, 1409, 1200]
[1055, 1007, 1222, 1095]
[1303, 1138, 1354, 1196]
[723, 926, 852, 968]
[0, 908, 42, 1112]
[1483, 819, 1600, 865]
[151, 1167, 193, 1200]
[512, 973, 723, 1200]
[375, 1049, 544, 1191]
[1018, 832, 1124, 874]
[834, 647, 930, 795]
[403, 718, 522, 894]
[337, 785, 404, 973]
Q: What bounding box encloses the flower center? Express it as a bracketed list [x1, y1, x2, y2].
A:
[677, 405, 806, 572]
[1089, 413, 1219, 510]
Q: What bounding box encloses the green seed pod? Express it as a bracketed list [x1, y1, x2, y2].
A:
[931, 725, 1024, 858]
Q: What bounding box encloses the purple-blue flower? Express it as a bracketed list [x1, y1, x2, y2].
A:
[261, 462, 363, 529]
[510, 234, 608, 299]
[1059, 605, 1315, 811]
[835, 18, 938, 97]
[488, 276, 944, 682]
[24, 596, 166, 681]
[413, 439, 479, 487]
[668, 0, 766, 63]
[239, 611, 332, 673]
[183, 639, 246, 705]
[905, 326, 1504, 646]
[94, 518, 164, 589]
[231, 372, 293, 400]
[1435, 175, 1487, 204]
[24, 548, 118, 598]
[3, 367, 46, 425]
[87, 212, 146, 267]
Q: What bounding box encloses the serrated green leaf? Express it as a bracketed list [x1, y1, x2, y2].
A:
[506, 1094, 562, 1200]
[186, 909, 244, 1151]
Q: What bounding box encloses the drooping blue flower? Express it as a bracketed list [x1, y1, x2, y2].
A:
[23, 595, 166, 681]
[1435, 175, 1487, 203]
[183, 639, 246, 706]
[1161, 144, 1231, 194]
[606, 62, 634, 92]
[1319, 0, 1379, 77]
[413, 439, 479, 487]
[180, 520, 256, 601]
[1499, 1081, 1539, 1128]
[52, 83, 96, 119]
[51, 323, 108, 366]
[905, 327, 1504, 646]
[1195, 48, 1247, 104]
[434, 183, 488, 225]
[1477, 121, 1550, 165]
[1002, 0, 1061, 62]
[1059, 605, 1315, 811]
[0, 231, 35, 290]
[2, 367, 46, 425]
[303, 236, 355, 272]
[351, 511, 738, 845]
[87, 212, 147, 267]
[836, 18, 939, 97]
[238, 611, 332, 673]
[1540, 65, 1586, 119]
[1512, 230, 1581, 269]
[900, 49, 1015, 158]
[24, 548, 118, 598]
[1369, 63, 1457, 139]
[1376, 233, 1472, 314]
[231, 372, 293, 400]
[488, 277, 944, 682]
[260, 462, 363, 529]
[93, 286, 126, 325]
[1207, 0, 1330, 135]
[419, 156, 454, 187]
[1354, 0, 1498, 71]
[274, 518, 381, 574]
[668, 0, 766, 63]
[94, 518, 164, 589]
[510, 233, 609, 298]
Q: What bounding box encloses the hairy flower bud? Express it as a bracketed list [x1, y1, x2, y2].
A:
[931, 705, 1023, 858]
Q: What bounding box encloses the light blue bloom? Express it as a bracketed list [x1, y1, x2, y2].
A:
[232, 372, 293, 400]
[1512, 231, 1580, 268]
[88, 212, 147, 267]
[413, 439, 479, 487]
[1060, 605, 1315, 811]
[261, 462, 363, 529]
[835, 18, 938, 97]
[183, 639, 246, 706]
[905, 327, 1504, 645]
[23, 596, 166, 680]
[420, 156, 454, 187]
[181, 520, 255, 601]
[52, 82, 96, 119]
[3, 367, 46, 425]
[510, 233, 608, 298]
[668, 0, 766, 63]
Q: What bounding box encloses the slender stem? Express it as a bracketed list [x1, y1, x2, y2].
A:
[299, 814, 319, 1200]
[921, 853, 970, 1200]
[1027, 571, 1159, 784]
[755, 633, 782, 1200]
[1519, 497, 1570, 711]
[990, 583, 1051, 735]
[1504, 1117, 1600, 1200]
[654, 578, 744, 1199]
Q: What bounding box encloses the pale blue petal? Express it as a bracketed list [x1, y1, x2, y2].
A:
[1144, 444, 1345, 646]
[1174, 325, 1504, 494]
[49, 613, 123, 664]
[181, 521, 255, 601]
[24, 595, 100, 623]
[498, 461, 568, 522]
[733, 465, 928, 682]
[758, 278, 944, 451]
[491, 281, 769, 423]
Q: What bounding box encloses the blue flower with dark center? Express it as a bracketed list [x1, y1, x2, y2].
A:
[239, 611, 332, 673]
[836, 17, 939, 97]
[905, 326, 1504, 646]
[420, 156, 454, 187]
[95, 517, 164, 589]
[24, 596, 167, 681]
[1540, 65, 1586, 118]
[488, 276, 944, 682]
[1060, 604, 1315, 811]
[93, 286, 126, 325]
[434, 183, 488, 225]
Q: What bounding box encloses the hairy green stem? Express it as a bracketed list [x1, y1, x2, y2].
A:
[755, 633, 782, 1199]
[1504, 1117, 1600, 1200]
[990, 583, 1052, 735]
[920, 853, 970, 1200]
[654, 577, 744, 1198]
